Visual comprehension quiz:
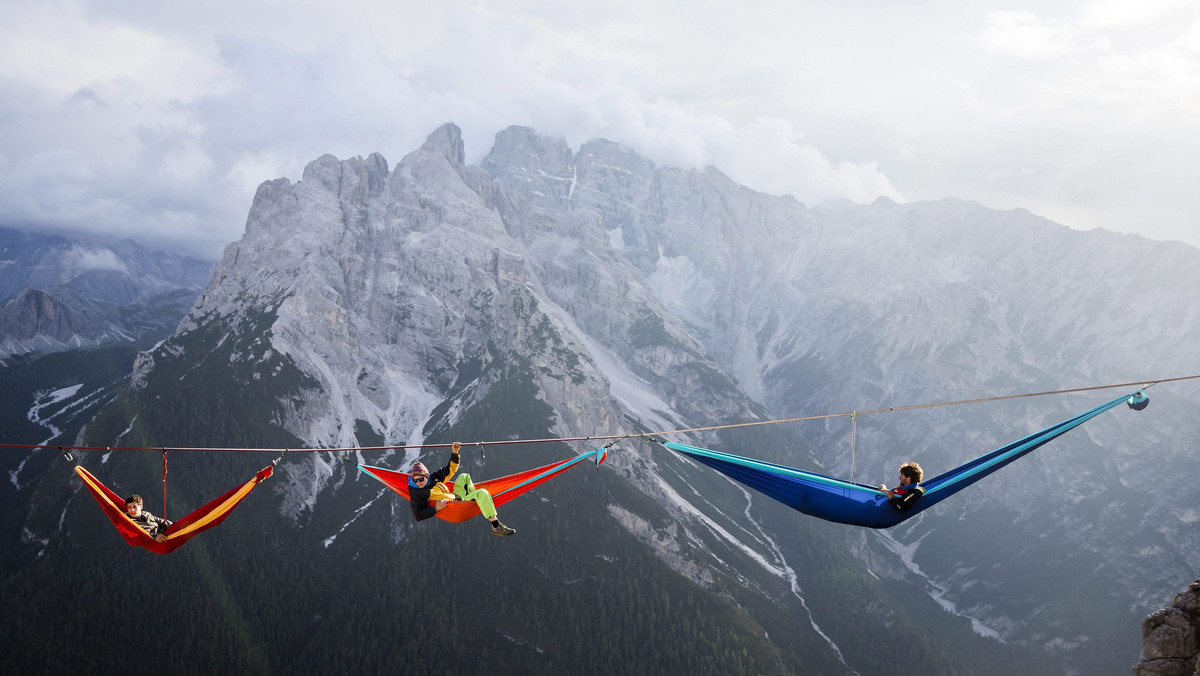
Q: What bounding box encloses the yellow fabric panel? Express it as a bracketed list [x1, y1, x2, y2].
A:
[167, 478, 259, 538]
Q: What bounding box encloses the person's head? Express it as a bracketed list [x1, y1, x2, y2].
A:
[898, 462, 923, 485]
[410, 461, 429, 487]
[125, 494, 144, 516]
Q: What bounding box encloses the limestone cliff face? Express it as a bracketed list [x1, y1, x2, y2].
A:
[176, 124, 624, 462]
[1134, 580, 1200, 676]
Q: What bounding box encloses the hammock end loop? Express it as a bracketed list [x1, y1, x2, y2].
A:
[1127, 391, 1150, 411]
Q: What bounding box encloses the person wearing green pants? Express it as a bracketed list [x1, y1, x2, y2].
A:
[408, 441, 516, 536]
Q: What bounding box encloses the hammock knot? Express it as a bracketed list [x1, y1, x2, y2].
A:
[1127, 391, 1150, 411]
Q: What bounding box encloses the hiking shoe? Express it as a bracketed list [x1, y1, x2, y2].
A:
[491, 522, 515, 537]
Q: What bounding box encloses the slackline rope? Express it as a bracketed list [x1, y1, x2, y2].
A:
[5, 373, 1197, 456]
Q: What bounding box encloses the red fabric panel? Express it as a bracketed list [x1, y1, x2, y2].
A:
[360, 453, 601, 524]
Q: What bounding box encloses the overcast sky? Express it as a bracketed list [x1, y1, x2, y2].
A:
[1, 0, 1198, 259]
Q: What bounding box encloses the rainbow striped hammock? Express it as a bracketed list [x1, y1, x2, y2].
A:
[659, 391, 1148, 529]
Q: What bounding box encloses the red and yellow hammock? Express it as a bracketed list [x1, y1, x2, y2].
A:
[358, 447, 608, 523]
[75, 464, 273, 554]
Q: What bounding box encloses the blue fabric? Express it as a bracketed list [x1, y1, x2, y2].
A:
[663, 392, 1142, 529]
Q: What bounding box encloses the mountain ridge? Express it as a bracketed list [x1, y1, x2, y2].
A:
[0, 225, 211, 360]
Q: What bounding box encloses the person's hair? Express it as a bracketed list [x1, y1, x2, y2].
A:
[125, 494, 143, 507]
[899, 462, 923, 482]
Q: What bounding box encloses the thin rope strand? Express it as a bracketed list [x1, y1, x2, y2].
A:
[849, 412, 857, 484]
[4, 373, 1195, 455]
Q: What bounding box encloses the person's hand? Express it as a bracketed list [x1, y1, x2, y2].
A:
[435, 499, 450, 511]
[877, 484, 888, 492]
[452, 441, 461, 454]
[154, 534, 168, 542]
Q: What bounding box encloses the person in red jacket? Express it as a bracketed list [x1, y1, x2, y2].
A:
[408, 441, 515, 536]
[879, 462, 924, 513]
[879, 462, 923, 497]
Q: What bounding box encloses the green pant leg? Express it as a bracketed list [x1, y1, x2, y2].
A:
[452, 472, 474, 499]
[452, 473, 497, 520]
[469, 487, 497, 520]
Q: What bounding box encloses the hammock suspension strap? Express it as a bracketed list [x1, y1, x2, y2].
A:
[849, 412, 858, 484]
[161, 448, 168, 520]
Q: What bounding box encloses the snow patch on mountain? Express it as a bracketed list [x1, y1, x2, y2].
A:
[875, 528, 1002, 639]
[323, 490, 386, 548]
[10, 384, 84, 489]
[576, 333, 677, 433]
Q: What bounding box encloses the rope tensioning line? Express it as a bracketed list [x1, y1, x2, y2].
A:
[639, 375, 1189, 439]
[5, 374, 1198, 456]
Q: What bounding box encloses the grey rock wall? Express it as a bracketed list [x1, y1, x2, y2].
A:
[1135, 580, 1200, 676]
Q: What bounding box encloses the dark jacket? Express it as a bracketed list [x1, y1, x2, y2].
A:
[888, 483, 924, 513]
[409, 452, 460, 521]
[131, 510, 172, 537]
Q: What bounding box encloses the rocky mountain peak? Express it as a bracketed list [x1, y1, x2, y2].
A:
[573, 137, 658, 187]
[421, 122, 466, 165]
[170, 131, 626, 454]
[299, 153, 344, 192]
[295, 151, 389, 203]
[1134, 580, 1200, 676]
[482, 125, 572, 180]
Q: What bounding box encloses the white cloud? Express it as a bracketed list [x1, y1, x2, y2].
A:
[980, 10, 1087, 60]
[64, 246, 128, 275]
[1081, 0, 1195, 30]
[0, 0, 1197, 257]
[0, 2, 228, 100]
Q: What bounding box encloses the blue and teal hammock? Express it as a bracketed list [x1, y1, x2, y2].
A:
[659, 391, 1149, 529]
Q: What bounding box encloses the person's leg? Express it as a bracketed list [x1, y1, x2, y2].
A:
[451, 473, 472, 500]
[452, 473, 512, 535]
[452, 473, 497, 520]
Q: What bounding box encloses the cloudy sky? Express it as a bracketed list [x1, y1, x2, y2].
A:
[1, 0, 1198, 259]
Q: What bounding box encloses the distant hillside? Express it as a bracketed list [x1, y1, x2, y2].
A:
[0, 225, 211, 360]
